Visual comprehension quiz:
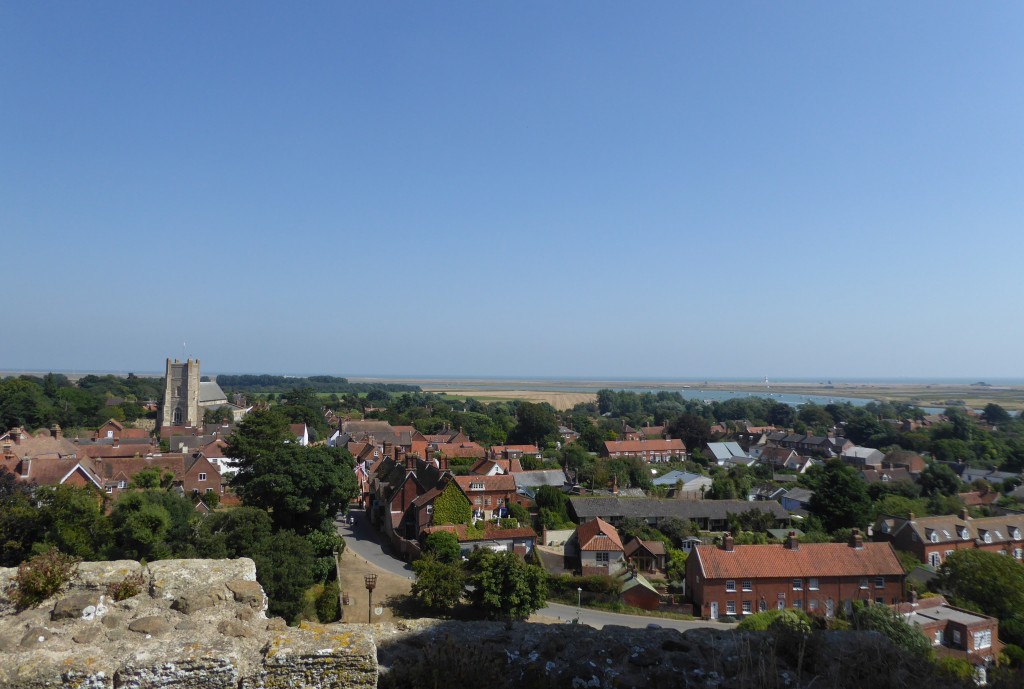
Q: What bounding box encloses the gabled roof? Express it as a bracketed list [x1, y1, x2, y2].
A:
[198, 381, 227, 404]
[693, 541, 903, 579]
[576, 517, 624, 552]
[570, 497, 789, 521]
[624, 537, 666, 559]
[604, 439, 686, 453]
[454, 474, 517, 493]
[513, 469, 566, 489]
[706, 442, 748, 461]
[652, 470, 707, 487]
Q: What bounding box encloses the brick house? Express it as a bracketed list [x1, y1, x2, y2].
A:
[94, 419, 151, 441]
[454, 474, 518, 520]
[896, 594, 1001, 672]
[573, 517, 626, 576]
[602, 439, 687, 463]
[686, 531, 905, 620]
[873, 511, 1024, 568]
[488, 445, 541, 462]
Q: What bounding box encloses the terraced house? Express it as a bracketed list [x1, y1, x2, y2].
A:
[602, 439, 687, 463]
[873, 510, 1024, 567]
[686, 531, 905, 620]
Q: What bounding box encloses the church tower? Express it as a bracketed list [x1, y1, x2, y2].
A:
[159, 358, 201, 429]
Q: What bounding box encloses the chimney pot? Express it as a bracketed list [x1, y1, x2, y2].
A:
[723, 532, 735, 552]
[849, 528, 864, 549]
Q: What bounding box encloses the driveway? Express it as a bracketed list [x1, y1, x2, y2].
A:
[537, 601, 735, 631]
[335, 514, 415, 581]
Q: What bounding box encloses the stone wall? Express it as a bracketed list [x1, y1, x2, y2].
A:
[0, 558, 376, 689]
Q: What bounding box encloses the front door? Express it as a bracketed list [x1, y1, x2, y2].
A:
[777, 593, 786, 610]
[710, 602, 719, 619]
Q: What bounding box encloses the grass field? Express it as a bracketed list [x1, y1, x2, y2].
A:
[427, 389, 596, 411]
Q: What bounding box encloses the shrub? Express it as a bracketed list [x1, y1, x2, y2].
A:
[10, 548, 80, 609]
[106, 570, 146, 601]
[737, 608, 813, 631]
[1002, 643, 1024, 668]
[316, 580, 341, 623]
[935, 656, 974, 682]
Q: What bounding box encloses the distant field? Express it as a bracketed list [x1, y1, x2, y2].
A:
[426, 389, 596, 411]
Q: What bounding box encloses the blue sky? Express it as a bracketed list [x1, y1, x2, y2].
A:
[2, 3, 1022, 379]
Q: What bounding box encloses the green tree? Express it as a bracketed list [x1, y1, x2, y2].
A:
[423, 530, 462, 564]
[982, 403, 1011, 426]
[937, 549, 1024, 622]
[231, 441, 357, 535]
[508, 402, 560, 447]
[848, 600, 931, 657]
[257, 529, 316, 623]
[919, 462, 962, 497]
[411, 555, 465, 613]
[807, 459, 871, 532]
[466, 550, 547, 622]
[666, 414, 711, 454]
[665, 548, 687, 582]
[35, 485, 112, 560]
[0, 467, 44, 565]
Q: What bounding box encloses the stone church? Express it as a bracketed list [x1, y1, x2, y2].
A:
[158, 358, 232, 429]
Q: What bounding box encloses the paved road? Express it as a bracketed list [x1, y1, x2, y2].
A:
[539, 601, 735, 631]
[335, 514, 415, 581]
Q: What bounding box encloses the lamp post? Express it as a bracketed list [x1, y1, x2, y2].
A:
[364, 573, 377, 624]
[576, 586, 582, 623]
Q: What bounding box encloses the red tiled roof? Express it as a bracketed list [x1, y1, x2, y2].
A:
[491, 445, 540, 454]
[454, 474, 517, 492]
[605, 439, 686, 453]
[694, 542, 903, 579]
[434, 442, 486, 458]
[289, 424, 306, 436]
[576, 517, 624, 552]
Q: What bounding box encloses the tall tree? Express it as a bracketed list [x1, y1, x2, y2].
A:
[507, 402, 560, 447]
[807, 459, 871, 532]
[466, 550, 547, 622]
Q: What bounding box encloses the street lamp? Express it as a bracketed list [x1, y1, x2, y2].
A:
[364, 573, 377, 624]
[577, 586, 582, 623]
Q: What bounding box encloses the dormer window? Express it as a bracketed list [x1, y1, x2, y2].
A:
[983, 532, 992, 544]
[1013, 529, 1021, 541]
[930, 532, 939, 544]
[960, 528, 970, 540]
[470, 482, 484, 491]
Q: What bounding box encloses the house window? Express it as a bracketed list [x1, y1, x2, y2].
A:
[742, 580, 752, 592]
[118, 481, 126, 489]
[875, 597, 884, 605]
[793, 579, 803, 591]
[859, 578, 869, 589]
[952, 630, 962, 646]
[1015, 548, 1023, 560]
[809, 599, 819, 611]
[808, 578, 819, 591]
[874, 577, 884, 589]
[206, 487, 213, 493]
[945, 550, 954, 558]
[726, 580, 736, 592]
[726, 601, 736, 615]
[934, 630, 943, 645]
[974, 630, 992, 649]
[199, 473, 206, 482]
[759, 599, 767, 612]
[484, 498, 491, 506]
[742, 601, 752, 614]
[106, 486, 113, 494]
[471, 482, 484, 490]
[474, 498, 482, 505]
[793, 600, 802, 609]
[929, 552, 940, 567]
[596, 552, 609, 564]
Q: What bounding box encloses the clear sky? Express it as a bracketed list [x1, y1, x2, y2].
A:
[2, 3, 1022, 379]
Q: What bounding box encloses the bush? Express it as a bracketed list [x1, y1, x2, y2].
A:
[1002, 643, 1024, 668]
[316, 580, 341, 623]
[737, 608, 813, 631]
[935, 656, 974, 682]
[106, 570, 146, 601]
[9, 548, 80, 610]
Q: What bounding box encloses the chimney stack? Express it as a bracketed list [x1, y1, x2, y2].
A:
[786, 531, 800, 550]
[10, 428, 23, 445]
[50, 424, 63, 440]
[723, 532, 735, 552]
[849, 528, 864, 549]
[908, 512, 915, 521]
[113, 438, 120, 449]
[960, 508, 970, 521]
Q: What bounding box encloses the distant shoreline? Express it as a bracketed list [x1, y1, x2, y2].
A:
[4, 370, 1024, 410]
